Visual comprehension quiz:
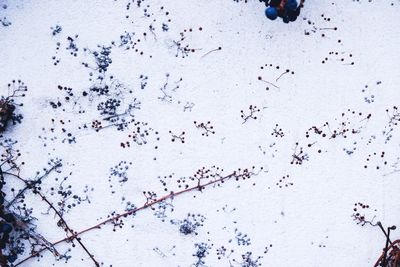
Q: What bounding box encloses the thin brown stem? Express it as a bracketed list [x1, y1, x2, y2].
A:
[37, 192, 100, 266]
[15, 169, 256, 266]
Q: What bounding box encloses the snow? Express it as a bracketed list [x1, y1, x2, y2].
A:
[0, 0, 400, 266]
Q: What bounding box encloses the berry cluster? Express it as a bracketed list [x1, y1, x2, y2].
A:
[0, 17, 11, 27]
[233, 251, 263, 267]
[108, 161, 133, 193]
[361, 81, 381, 104]
[51, 34, 80, 66]
[290, 143, 309, 165]
[352, 202, 377, 226]
[51, 25, 62, 36]
[169, 130, 185, 143]
[171, 27, 204, 58]
[82, 45, 113, 80]
[386, 106, 400, 126]
[194, 121, 215, 136]
[271, 124, 284, 138]
[241, 105, 261, 124]
[231, 229, 251, 246]
[192, 242, 211, 267]
[303, 13, 338, 37]
[276, 174, 293, 188]
[170, 213, 206, 236]
[122, 121, 159, 147]
[322, 51, 354, 65]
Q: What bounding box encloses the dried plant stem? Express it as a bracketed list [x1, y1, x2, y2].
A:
[15, 169, 256, 266]
[4, 171, 99, 267]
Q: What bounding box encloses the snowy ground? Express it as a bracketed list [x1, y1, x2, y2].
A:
[0, 0, 400, 266]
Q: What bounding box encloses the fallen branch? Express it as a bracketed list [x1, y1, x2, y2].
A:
[15, 167, 261, 266]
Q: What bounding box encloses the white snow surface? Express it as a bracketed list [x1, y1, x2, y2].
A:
[0, 0, 400, 266]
